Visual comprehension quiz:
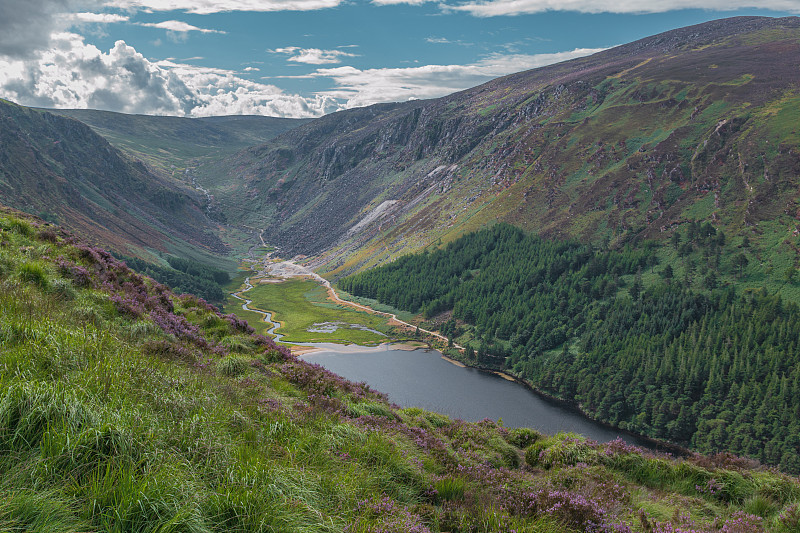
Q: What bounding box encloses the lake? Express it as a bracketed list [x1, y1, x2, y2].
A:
[303, 343, 654, 446]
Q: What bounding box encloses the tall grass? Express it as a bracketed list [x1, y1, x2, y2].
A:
[2, 210, 800, 532]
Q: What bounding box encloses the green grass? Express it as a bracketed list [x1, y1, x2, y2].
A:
[3, 209, 800, 532]
[228, 279, 391, 344]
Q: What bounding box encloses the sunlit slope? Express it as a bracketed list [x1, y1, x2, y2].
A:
[45, 108, 311, 172]
[204, 16, 800, 277]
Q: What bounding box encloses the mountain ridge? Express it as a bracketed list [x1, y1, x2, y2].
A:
[0, 99, 225, 262]
[198, 15, 800, 281]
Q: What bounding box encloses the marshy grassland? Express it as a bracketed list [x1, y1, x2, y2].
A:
[225, 277, 392, 345]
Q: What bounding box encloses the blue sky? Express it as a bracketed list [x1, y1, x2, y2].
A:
[0, 0, 797, 117]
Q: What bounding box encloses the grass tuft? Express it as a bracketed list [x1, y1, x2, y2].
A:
[217, 355, 251, 377]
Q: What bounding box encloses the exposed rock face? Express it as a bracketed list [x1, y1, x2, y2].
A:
[207, 16, 800, 274]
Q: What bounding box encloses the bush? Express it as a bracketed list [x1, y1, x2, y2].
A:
[346, 401, 397, 420]
[778, 504, 800, 532]
[508, 427, 542, 449]
[71, 305, 104, 327]
[37, 228, 58, 243]
[434, 477, 466, 502]
[525, 438, 554, 467]
[744, 494, 779, 518]
[6, 217, 33, 236]
[128, 320, 163, 339]
[0, 490, 87, 533]
[49, 278, 75, 300]
[524, 434, 597, 469]
[0, 382, 98, 451]
[259, 348, 286, 364]
[220, 335, 256, 354]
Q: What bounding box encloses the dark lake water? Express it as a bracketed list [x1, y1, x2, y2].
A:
[303, 344, 653, 446]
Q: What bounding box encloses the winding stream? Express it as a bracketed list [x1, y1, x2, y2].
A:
[229, 276, 284, 341]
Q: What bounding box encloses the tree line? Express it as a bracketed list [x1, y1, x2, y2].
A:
[122, 255, 230, 303]
[339, 223, 800, 472]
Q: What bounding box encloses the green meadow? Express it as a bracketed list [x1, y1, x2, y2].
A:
[226, 278, 392, 345]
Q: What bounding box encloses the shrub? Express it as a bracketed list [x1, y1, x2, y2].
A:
[525, 438, 554, 467]
[0, 382, 98, 451]
[434, 477, 466, 502]
[525, 434, 597, 469]
[220, 335, 256, 354]
[0, 256, 11, 278]
[744, 494, 779, 518]
[37, 228, 58, 243]
[778, 504, 800, 532]
[508, 427, 542, 449]
[0, 490, 87, 533]
[127, 320, 163, 339]
[71, 305, 104, 327]
[487, 435, 521, 469]
[7, 217, 33, 236]
[346, 401, 397, 421]
[259, 348, 286, 364]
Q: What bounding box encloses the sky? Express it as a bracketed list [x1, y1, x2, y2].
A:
[0, 0, 797, 118]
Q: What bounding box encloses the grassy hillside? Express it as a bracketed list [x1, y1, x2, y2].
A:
[5, 211, 800, 532]
[44, 109, 311, 173]
[0, 99, 228, 265]
[199, 17, 800, 282]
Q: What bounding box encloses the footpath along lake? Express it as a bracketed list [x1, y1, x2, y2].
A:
[303, 344, 654, 447]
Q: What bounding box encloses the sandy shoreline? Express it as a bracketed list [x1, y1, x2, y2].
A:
[292, 341, 429, 357]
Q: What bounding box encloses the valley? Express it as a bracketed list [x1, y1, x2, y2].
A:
[3, 13, 800, 533]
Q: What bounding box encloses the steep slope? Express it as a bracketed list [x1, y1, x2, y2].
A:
[204, 16, 800, 276]
[0, 99, 225, 261]
[3, 206, 800, 532]
[45, 108, 311, 172]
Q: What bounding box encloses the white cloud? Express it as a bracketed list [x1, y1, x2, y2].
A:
[244, 66, 260, 71]
[270, 46, 358, 65]
[426, 36, 473, 45]
[282, 47, 605, 109]
[103, 0, 343, 13]
[72, 12, 130, 23]
[371, 0, 435, 4]
[0, 0, 72, 58]
[447, 0, 800, 16]
[0, 27, 603, 119]
[137, 20, 225, 33]
[0, 33, 341, 118]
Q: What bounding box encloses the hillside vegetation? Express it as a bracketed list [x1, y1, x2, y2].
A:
[0, 99, 226, 263]
[339, 224, 800, 472]
[5, 211, 800, 532]
[44, 109, 310, 173]
[200, 16, 800, 281]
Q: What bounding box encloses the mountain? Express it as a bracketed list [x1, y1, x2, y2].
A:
[0, 99, 226, 263]
[3, 206, 800, 533]
[44, 108, 311, 172]
[201, 16, 800, 278]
